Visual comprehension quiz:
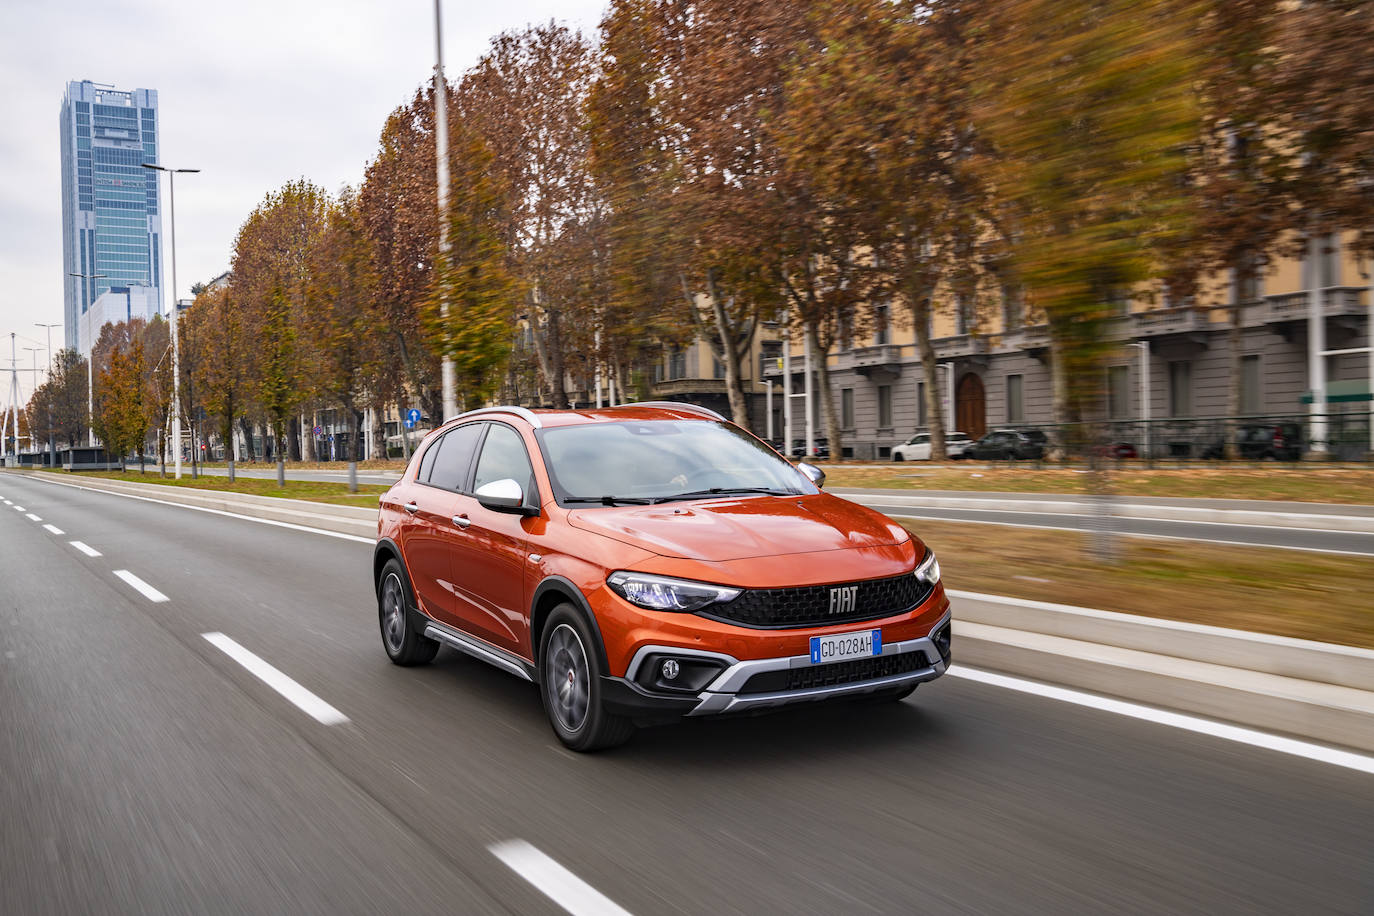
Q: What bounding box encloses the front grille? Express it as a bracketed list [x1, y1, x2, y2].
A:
[739, 650, 930, 695]
[703, 573, 931, 628]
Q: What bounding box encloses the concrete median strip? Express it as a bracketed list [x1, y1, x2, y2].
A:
[951, 589, 1374, 756]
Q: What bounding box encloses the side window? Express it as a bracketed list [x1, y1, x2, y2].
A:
[417, 436, 441, 482]
[472, 424, 537, 505]
[427, 422, 484, 491]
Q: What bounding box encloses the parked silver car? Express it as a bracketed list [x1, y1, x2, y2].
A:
[891, 431, 973, 461]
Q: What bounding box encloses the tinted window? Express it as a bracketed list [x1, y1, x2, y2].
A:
[472, 424, 537, 504]
[428, 423, 484, 491]
[417, 437, 441, 482]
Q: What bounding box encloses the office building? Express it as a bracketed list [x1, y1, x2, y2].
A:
[60, 79, 163, 354]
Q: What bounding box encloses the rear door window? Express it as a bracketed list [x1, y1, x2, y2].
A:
[427, 422, 485, 492]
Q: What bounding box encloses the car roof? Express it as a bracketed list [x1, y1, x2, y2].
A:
[434, 403, 728, 433]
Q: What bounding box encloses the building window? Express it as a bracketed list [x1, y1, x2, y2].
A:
[877, 385, 893, 429]
[1107, 365, 1130, 419]
[760, 340, 781, 378]
[669, 347, 686, 380]
[917, 381, 927, 428]
[1169, 360, 1191, 417]
[1006, 374, 1024, 424]
[1240, 355, 1261, 414]
[873, 304, 890, 346]
[956, 295, 973, 335]
[841, 388, 854, 429]
[712, 356, 725, 379]
[1002, 285, 1023, 332]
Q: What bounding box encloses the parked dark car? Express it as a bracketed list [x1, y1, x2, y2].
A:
[790, 438, 830, 460]
[1201, 423, 1304, 461]
[968, 430, 1046, 461]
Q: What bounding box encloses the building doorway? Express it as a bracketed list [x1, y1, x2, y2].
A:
[956, 372, 986, 438]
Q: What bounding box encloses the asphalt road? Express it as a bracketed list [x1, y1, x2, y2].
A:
[2, 471, 1372, 915]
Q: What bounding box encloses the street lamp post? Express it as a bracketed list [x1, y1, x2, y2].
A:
[36, 323, 60, 467]
[433, 0, 457, 422]
[143, 163, 199, 480]
[1129, 340, 1151, 464]
[22, 346, 41, 452]
[68, 272, 106, 447]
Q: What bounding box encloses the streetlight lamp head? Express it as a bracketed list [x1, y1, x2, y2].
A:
[141, 162, 166, 171]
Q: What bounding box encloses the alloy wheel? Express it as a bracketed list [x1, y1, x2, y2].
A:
[546, 623, 590, 733]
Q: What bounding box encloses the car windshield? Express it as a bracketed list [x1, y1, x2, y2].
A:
[538, 420, 816, 504]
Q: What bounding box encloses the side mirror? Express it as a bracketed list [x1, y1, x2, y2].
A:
[798, 462, 826, 488]
[474, 478, 534, 514]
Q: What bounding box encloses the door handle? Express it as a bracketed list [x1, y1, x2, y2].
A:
[403, 501, 419, 514]
[452, 514, 471, 530]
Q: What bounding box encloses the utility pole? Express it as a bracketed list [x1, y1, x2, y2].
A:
[23, 346, 41, 452]
[143, 163, 199, 479]
[36, 323, 60, 467]
[434, 0, 457, 422]
[2, 333, 19, 458]
[69, 271, 106, 447]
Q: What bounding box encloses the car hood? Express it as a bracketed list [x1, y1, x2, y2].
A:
[566, 493, 909, 561]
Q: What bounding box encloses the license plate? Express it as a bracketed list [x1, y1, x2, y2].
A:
[809, 629, 882, 665]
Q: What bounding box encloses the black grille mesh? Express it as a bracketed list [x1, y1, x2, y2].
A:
[740, 650, 930, 694]
[704, 573, 931, 628]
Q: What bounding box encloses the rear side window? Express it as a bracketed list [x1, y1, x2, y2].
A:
[472, 424, 537, 505]
[427, 423, 485, 491]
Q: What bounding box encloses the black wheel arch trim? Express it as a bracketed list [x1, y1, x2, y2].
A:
[531, 575, 610, 674]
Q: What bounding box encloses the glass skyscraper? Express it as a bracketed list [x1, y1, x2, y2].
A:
[60, 80, 163, 353]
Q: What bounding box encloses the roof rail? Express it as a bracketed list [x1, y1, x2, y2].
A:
[631, 401, 727, 422]
[452, 406, 544, 429]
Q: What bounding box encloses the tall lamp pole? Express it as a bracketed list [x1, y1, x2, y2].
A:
[22, 346, 41, 451]
[68, 271, 107, 447]
[433, 0, 457, 421]
[143, 163, 199, 479]
[36, 322, 60, 467]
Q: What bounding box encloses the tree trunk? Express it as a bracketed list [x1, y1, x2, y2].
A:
[289, 415, 302, 462]
[223, 415, 235, 484]
[805, 321, 842, 460]
[707, 276, 749, 426]
[1223, 261, 1251, 461]
[345, 403, 359, 493]
[398, 400, 412, 461]
[302, 411, 316, 462]
[907, 279, 947, 460]
[1050, 333, 1071, 461]
[545, 307, 569, 409]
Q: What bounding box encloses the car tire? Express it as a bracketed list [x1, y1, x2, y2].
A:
[539, 604, 635, 752]
[893, 453, 904, 462]
[378, 559, 440, 666]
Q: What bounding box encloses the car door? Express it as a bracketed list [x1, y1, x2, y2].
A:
[448, 422, 538, 656]
[912, 435, 931, 460]
[402, 422, 484, 629]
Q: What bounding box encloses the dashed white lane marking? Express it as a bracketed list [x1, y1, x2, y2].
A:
[490, 839, 634, 916]
[70, 541, 101, 557]
[1, 499, 10, 504]
[26, 513, 41, 522]
[949, 667, 1374, 776]
[42, 524, 63, 535]
[201, 632, 349, 726]
[112, 569, 169, 603]
[12, 505, 25, 512]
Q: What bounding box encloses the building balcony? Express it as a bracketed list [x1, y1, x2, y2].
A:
[1135, 307, 1207, 337]
[1259, 287, 1367, 326]
[849, 343, 905, 377]
[651, 377, 730, 397]
[936, 333, 990, 360]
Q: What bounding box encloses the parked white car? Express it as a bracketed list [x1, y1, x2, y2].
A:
[891, 431, 974, 461]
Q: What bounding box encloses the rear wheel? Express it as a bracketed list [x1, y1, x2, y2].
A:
[539, 605, 635, 752]
[892, 452, 904, 462]
[378, 559, 439, 666]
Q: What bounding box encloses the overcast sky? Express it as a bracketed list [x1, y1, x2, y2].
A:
[0, 0, 607, 400]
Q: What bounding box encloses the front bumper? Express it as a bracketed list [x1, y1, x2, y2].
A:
[604, 610, 950, 721]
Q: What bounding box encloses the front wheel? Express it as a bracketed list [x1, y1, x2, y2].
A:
[539, 605, 635, 752]
[378, 559, 439, 666]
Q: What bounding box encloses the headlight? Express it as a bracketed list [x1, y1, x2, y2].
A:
[915, 550, 941, 588]
[606, 572, 741, 612]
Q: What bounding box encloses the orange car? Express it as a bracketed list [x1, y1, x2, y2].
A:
[373, 403, 950, 751]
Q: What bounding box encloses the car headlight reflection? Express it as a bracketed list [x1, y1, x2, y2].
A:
[606, 572, 741, 612]
[915, 550, 941, 589]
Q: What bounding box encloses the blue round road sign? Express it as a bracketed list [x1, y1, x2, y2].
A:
[405, 408, 422, 429]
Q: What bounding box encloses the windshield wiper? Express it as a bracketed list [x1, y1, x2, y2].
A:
[654, 487, 793, 503]
[562, 496, 656, 506]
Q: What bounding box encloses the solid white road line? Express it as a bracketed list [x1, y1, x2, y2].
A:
[42, 524, 63, 535]
[27, 475, 374, 545]
[69, 541, 101, 557]
[112, 569, 169, 603]
[490, 840, 634, 916]
[201, 632, 349, 726]
[949, 666, 1374, 777]
[26, 513, 41, 522]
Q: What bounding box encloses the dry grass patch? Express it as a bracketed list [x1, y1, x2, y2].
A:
[70, 470, 387, 508]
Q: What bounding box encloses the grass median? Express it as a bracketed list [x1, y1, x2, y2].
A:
[903, 518, 1374, 649]
[68, 469, 387, 507]
[825, 464, 1374, 505]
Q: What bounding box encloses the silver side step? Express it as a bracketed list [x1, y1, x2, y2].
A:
[424, 621, 536, 682]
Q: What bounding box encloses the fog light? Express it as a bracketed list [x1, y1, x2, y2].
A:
[661, 659, 680, 680]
